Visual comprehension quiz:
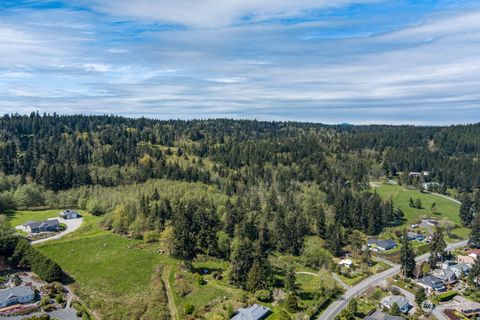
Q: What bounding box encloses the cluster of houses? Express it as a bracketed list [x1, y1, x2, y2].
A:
[417, 259, 473, 293]
[0, 286, 35, 308]
[18, 210, 79, 234]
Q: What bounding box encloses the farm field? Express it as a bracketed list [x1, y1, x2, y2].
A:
[21, 210, 332, 319]
[374, 184, 467, 240]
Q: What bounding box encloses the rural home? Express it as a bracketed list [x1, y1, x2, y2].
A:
[381, 295, 411, 314]
[231, 304, 271, 320]
[407, 232, 425, 241]
[367, 239, 397, 251]
[0, 286, 35, 308]
[21, 219, 60, 233]
[453, 296, 480, 317]
[467, 249, 480, 260]
[417, 275, 446, 293]
[59, 209, 79, 219]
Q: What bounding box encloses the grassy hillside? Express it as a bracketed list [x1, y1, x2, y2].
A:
[374, 184, 467, 239]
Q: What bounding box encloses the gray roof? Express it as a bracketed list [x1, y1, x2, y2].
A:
[450, 263, 471, 272]
[368, 239, 397, 249]
[231, 304, 271, 320]
[364, 311, 404, 320]
[417, 275, 445, 289]
[0, 286, 35, 302]
[381, 295, 410, 310]
[433, 269, 456, 281]
[23, 219, 59, 229]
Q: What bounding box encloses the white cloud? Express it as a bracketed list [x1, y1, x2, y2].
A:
[82, 63, 112, 72]
[84, 0, 380, 28]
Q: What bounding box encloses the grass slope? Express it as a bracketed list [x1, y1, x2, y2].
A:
[374, 184, 467, 239]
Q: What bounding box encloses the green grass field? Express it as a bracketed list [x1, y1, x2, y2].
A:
[374, 184, 468, 239]
[7, 209, 65, 227]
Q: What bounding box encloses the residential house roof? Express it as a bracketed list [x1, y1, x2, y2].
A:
[364, 310, 404, 320]
[0, 286, 35, 302]
[432, 268, 457, 283]
[381, 295, 410, 312]
[417, 275, 445, 290]
[454, 296, 480, 315]
[368, 239, 397, 249]
[23, 219, 59, 229]
[231, 304, 271, 320]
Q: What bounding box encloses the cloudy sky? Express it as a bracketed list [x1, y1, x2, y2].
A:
[1, 0, 479, 124]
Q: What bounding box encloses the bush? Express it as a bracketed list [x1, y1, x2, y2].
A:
[184, 303, 195, 315]
[255, 289, 271, 302]
[195, 274, 206, 286]
[143, 230, 160, 243]
[438, 291, 457, 302]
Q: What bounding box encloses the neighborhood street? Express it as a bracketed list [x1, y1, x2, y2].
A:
[318, 239, 468, 320]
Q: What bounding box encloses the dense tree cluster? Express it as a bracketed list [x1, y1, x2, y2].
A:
[0, 217, 65, 282]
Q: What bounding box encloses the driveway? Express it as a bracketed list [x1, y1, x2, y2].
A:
[31, 217, 83, 245]
[2, 308, 79, 320]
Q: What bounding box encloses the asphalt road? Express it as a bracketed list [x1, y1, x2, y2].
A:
[318, 239, 468, 320]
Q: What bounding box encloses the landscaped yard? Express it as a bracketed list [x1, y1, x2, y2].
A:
[374, 184, 467, 240]
[337, 260, 391, 286]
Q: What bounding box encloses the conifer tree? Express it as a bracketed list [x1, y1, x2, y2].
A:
[400, 229, 416, 278]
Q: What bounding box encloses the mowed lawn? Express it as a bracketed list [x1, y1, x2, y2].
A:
[374, 184, 468, 239]
[8, 209, 65, 227]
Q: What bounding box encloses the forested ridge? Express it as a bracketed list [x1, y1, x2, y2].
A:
[1, 113, 480, 293]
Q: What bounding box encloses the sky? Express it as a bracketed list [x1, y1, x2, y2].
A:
[0, 0, 480, 124]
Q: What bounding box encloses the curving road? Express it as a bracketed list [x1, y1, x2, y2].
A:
[318, 240, 468, 320]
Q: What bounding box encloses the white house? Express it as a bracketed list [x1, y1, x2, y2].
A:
[0, 286, 35, 308]
[339, 259, 353, 268]
[381, 295, 411, 314]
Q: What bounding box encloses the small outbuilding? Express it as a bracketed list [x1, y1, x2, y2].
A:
[59, 209, 79, 219]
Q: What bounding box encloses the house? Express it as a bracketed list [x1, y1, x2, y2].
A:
[417, 275, 446, 293]
[449, 264, 471, 278]
[364, 311, 404, 320]
[457, 255, 475, 265]
[441, 261, 457, 270]
[421, 182, 439, 191]
[0, 286, 35, 308]
[453, 296, 480, 317]
[407, 232, 424, 241]
[368, 239, 397, 251]
[381, 295, 411, 314]
[21, 219, 60, 233]
[432, 269, 457, 285]
[467, 249, 480, 260]
[231, 304, 271, 320]
[59, 209, 79, 219]
[339, 259, 353, 268]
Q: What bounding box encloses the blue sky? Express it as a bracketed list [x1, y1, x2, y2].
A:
[1, 0, 480, 124]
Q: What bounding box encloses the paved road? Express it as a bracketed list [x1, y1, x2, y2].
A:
[430, 192, 461, 205]
[318, 239, 468, 320]
[31, 217, 83, 245]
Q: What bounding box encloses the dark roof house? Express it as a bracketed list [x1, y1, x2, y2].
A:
[368, 239, 397, 251]
[381, 295, 411, 314]
[417, 275, 446, 292]
[231, 304, 271, 320]
[22, 219, 60, 233]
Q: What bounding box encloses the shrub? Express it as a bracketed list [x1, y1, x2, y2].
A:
[438, 291, 457, 302]
[184, 303, 195, 315]
[255, 289, 272, 302]
[195, 274, 206, 286]
[143, 230, 160, 243]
